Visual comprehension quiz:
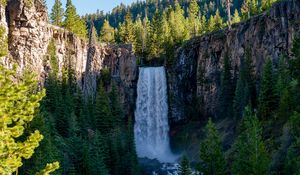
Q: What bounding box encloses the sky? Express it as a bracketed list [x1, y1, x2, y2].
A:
[46, 0, 138, 16]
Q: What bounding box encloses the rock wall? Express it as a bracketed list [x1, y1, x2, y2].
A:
[1, 0, 137, 116]
[169, 0, 300, 122]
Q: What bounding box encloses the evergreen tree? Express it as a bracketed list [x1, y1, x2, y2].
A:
[284, 112, 300, 175]
[122, 12, 135, 45]
[214, 9, 225, 30]
[232, 107, 270, 175]
[100, 20, 115, 43]
[147, 10, 163, 59]
[95, 82, 112, 133]
[207, 15, 216, 32]
[84, 130, 108, 175]
[169, 1, 190, 44]
[232, 9, 241, 24]
[199, 118, 227, 175]
[64, 0, 87, 38]
[188, 0, 200, 37]
[109, 83, 123, 126]
[0, 65, 59, 174]
[133, 15, 145, 57]
[179, 156, 193, 175]
[258, 59, 277, 121]
[50, 0, 64, 26]
[219, 54, 234, 118]
[233, 49, 256, 119]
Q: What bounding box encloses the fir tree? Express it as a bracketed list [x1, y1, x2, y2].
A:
[50, 0, 64, 26]
[0, 65, 59, 174]
[100, 20, 115, 43]
[219, 54, 234, 118]
[188, 0, 200, 37]
[232, 9, 241, 24]
[109, 83, 123, 126]
[233, 49, 256, 119]
[258, 59, 277, 121]
[64, 0, 87, 38]
[122, 12, 135, 45]
[199, 118, 227, 175]
[179, 156, 193, 175]
[95, 82, 112, 133]
[232, 107, 270, 175]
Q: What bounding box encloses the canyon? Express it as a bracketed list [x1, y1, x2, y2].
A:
[1, 0, 300, 123]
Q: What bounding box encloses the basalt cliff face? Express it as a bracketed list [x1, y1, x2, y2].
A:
[169, 0, 300, 122]
[0, 0, 137, 116]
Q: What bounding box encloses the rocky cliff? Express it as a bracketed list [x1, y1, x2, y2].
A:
[0, 0, 137, 116]
[169, 0, 300, 122]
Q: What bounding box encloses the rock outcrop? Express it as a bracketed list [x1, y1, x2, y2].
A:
[1, 0, 137, 116]
[169, 0, 300, 122]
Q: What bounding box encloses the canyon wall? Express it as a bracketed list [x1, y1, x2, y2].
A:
[169, 0, 300, 122]
[1, 0, 137, 116]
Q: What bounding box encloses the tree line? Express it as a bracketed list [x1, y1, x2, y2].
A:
[51, 0, 279, 62]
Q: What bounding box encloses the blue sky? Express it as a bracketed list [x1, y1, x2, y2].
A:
[46, 0, 138, 16]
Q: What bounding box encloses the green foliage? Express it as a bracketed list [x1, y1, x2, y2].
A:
[0, 26, 8, 57]
[219, 54, 234, 118]
[232, 10, 241, 24]
[179, 155, 193, 175]
[188, 0, 200, 37]
[232, 107, 270, 175]
[64, 0, 87, 38]
[35, 162, 60, 175]
[50, 0, 64, 26]
[233, 49, 256, 119]
[284, 112, 300, 175]
[199, 118, 227, 175]
[0, 65, 60, 174]
[100, 20, 115, 43]
[0, 0, 7, 6]
[95, 82, 112, 133]
[258, 59, 277, 120]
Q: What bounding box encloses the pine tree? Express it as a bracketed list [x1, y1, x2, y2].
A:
[169, 1, 190, 44]
[95, 82, 112, 133]
[233, 49, 256, 119]
[147, 10, 163, 59]
[232, 9, 241, 24]
[199, 15, 207, 35]
[199, 118, 227, 175]
[122, 12, 135, 45]
[232, 107, 270, 175]
[258, 59, 277, 121]
[219, 54, 234, 118]
[64, 0, 87, 38]
[214, 9, 224, 30]
[188, 0, 200, 37]
[100, 20, 115, 43]
[207, 15, 216, 32]
[0, 65, 59, 174]
[179, 156, 193, 175]
[84, 130, 108, 175]
[124, 116, 139, 175]
[133, 15, 144, 57]
[50, 0, 64, 26]
[284, 112, 300, 175]
[109, 83, 123, 126]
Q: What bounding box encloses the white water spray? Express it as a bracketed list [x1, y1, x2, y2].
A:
[134, 67, 176, 163]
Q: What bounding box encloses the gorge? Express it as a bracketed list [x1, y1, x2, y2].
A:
[1, 0, 300, 174]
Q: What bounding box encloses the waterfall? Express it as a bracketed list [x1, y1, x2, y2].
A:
[134, 66, 175, 163]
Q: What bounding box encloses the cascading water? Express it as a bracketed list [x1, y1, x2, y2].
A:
[134, 67, 175, 163]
